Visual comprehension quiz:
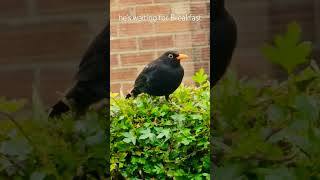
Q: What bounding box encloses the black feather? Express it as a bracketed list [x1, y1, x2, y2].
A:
[212, 0, 237, 86]
[49, 25, 108, 118]
[126, 51, 185, 100]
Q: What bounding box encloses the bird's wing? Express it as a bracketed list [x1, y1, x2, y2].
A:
[65, 25, 108, 108]
[212, 13, 237, 86]
[76, 25, 108, 82]
[134, 61, 161, 89]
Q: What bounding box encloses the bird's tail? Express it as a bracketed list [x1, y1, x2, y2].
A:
[125, 89, 139, 99]
[125, 93, 132, 99]
[48, 99, 70, 118]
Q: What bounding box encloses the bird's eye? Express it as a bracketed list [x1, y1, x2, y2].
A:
[168, 54, 174, 59]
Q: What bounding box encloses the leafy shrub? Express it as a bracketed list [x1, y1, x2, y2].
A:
[110, 69, 210, 179]
[213, 22, 320, 179]
[0, 98, 108, 179]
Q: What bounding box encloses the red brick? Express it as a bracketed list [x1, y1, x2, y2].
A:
[190, 2, 209, 16]
[111, 24, 118, 37]
[231, 51, 273, 77]
[191, 21, 201, 31]
[111, 68, 138, 81]
[111, 83, 121, 93]
[119, 0, 152, 5]
[270, 1, 314, 41]
[122, 82, 134, 94]
[188, 48, 200, 61]
[37, 0, 105, 13]
[175, 34, 192, 48]
[110, 0, 116, 4]
[154, 0, 185, 2]
[0, 70, 33, 100]
[192, 32, 208, 46]
[184, 49, 196, 62]
[39, 68, 76, 105]
[119, 23, 153, 36]
[0, 1, 26, 17]
[139, 36, 174, 50]
[136, 5, 171, 16]
[109, 1, 211, 87]
[111, 8, 132, 21]
[183, 47, 210, 62]
[155, 21, 191, 33]
[111, 38, 137, 52]
[194, 62, 209, 73]
[121, 52, 155, 66]
[183, 62, 209, 76]
[200, 17, 210, 29]
[201, 47, 210, 62]
[0, 22, 90, 64]
[111, 55, 119, 67]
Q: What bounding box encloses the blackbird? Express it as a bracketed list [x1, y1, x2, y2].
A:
[212, 0, 237, 86]
[49, 25, 109, 118]
[126, 51, 188, 101]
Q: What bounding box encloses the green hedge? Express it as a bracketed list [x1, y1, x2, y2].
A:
[0, 69, 210, 179]
[0, 98, 108, 179]
[213, 22, 320, 179]
[110, 70, 210, 179]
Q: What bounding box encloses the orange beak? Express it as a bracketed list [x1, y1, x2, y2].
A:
[177, 54, 188, 61]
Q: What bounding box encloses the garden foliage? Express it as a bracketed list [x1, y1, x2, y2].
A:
[0, 97, 108, 179]
[0, 22, 319, 180]
[213, 22, 320, 179]
[110, 69, 210, 179]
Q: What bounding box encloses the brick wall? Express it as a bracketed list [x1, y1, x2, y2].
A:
[1, 1, 319, 106]
[110, 0, 210, 94]
[0, 1, 106, 106]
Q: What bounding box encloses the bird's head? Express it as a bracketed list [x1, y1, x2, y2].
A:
[216, 0, 226, 17]
[161, 51, 188, 65]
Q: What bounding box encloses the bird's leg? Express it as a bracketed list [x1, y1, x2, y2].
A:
[165, 95, 170, 101]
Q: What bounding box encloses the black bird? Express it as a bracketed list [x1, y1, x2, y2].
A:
[126, 51, 188, 101]
[212, 0, 237, 86]
[49, 25, 109, 118]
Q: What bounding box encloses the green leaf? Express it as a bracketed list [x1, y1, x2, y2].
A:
[0, 137, 32, 160]
[294, 95, 318, 122]
[0, 97, 26, 113]
[0, 157, 11, 172]
[153, 163, 164, 174]
[214, 164, 244, 180]
[122, 132, 136, 145]
[262, 22, 312, 74]
[85, 131, 104, 145]
[139, 128, 155, 141]
[267, 104, 286, 122]
[192, 68, 208, 85]
[190, 114, 202, 120]
[156, 128, 171, 141]
[257, 167, 297, 180]
[30, 171, 46, 180]
[174, 169, 186, 177]
[171, 114, 186, 124]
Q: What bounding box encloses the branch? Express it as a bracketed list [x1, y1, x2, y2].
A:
[0, 111, 39, 152]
